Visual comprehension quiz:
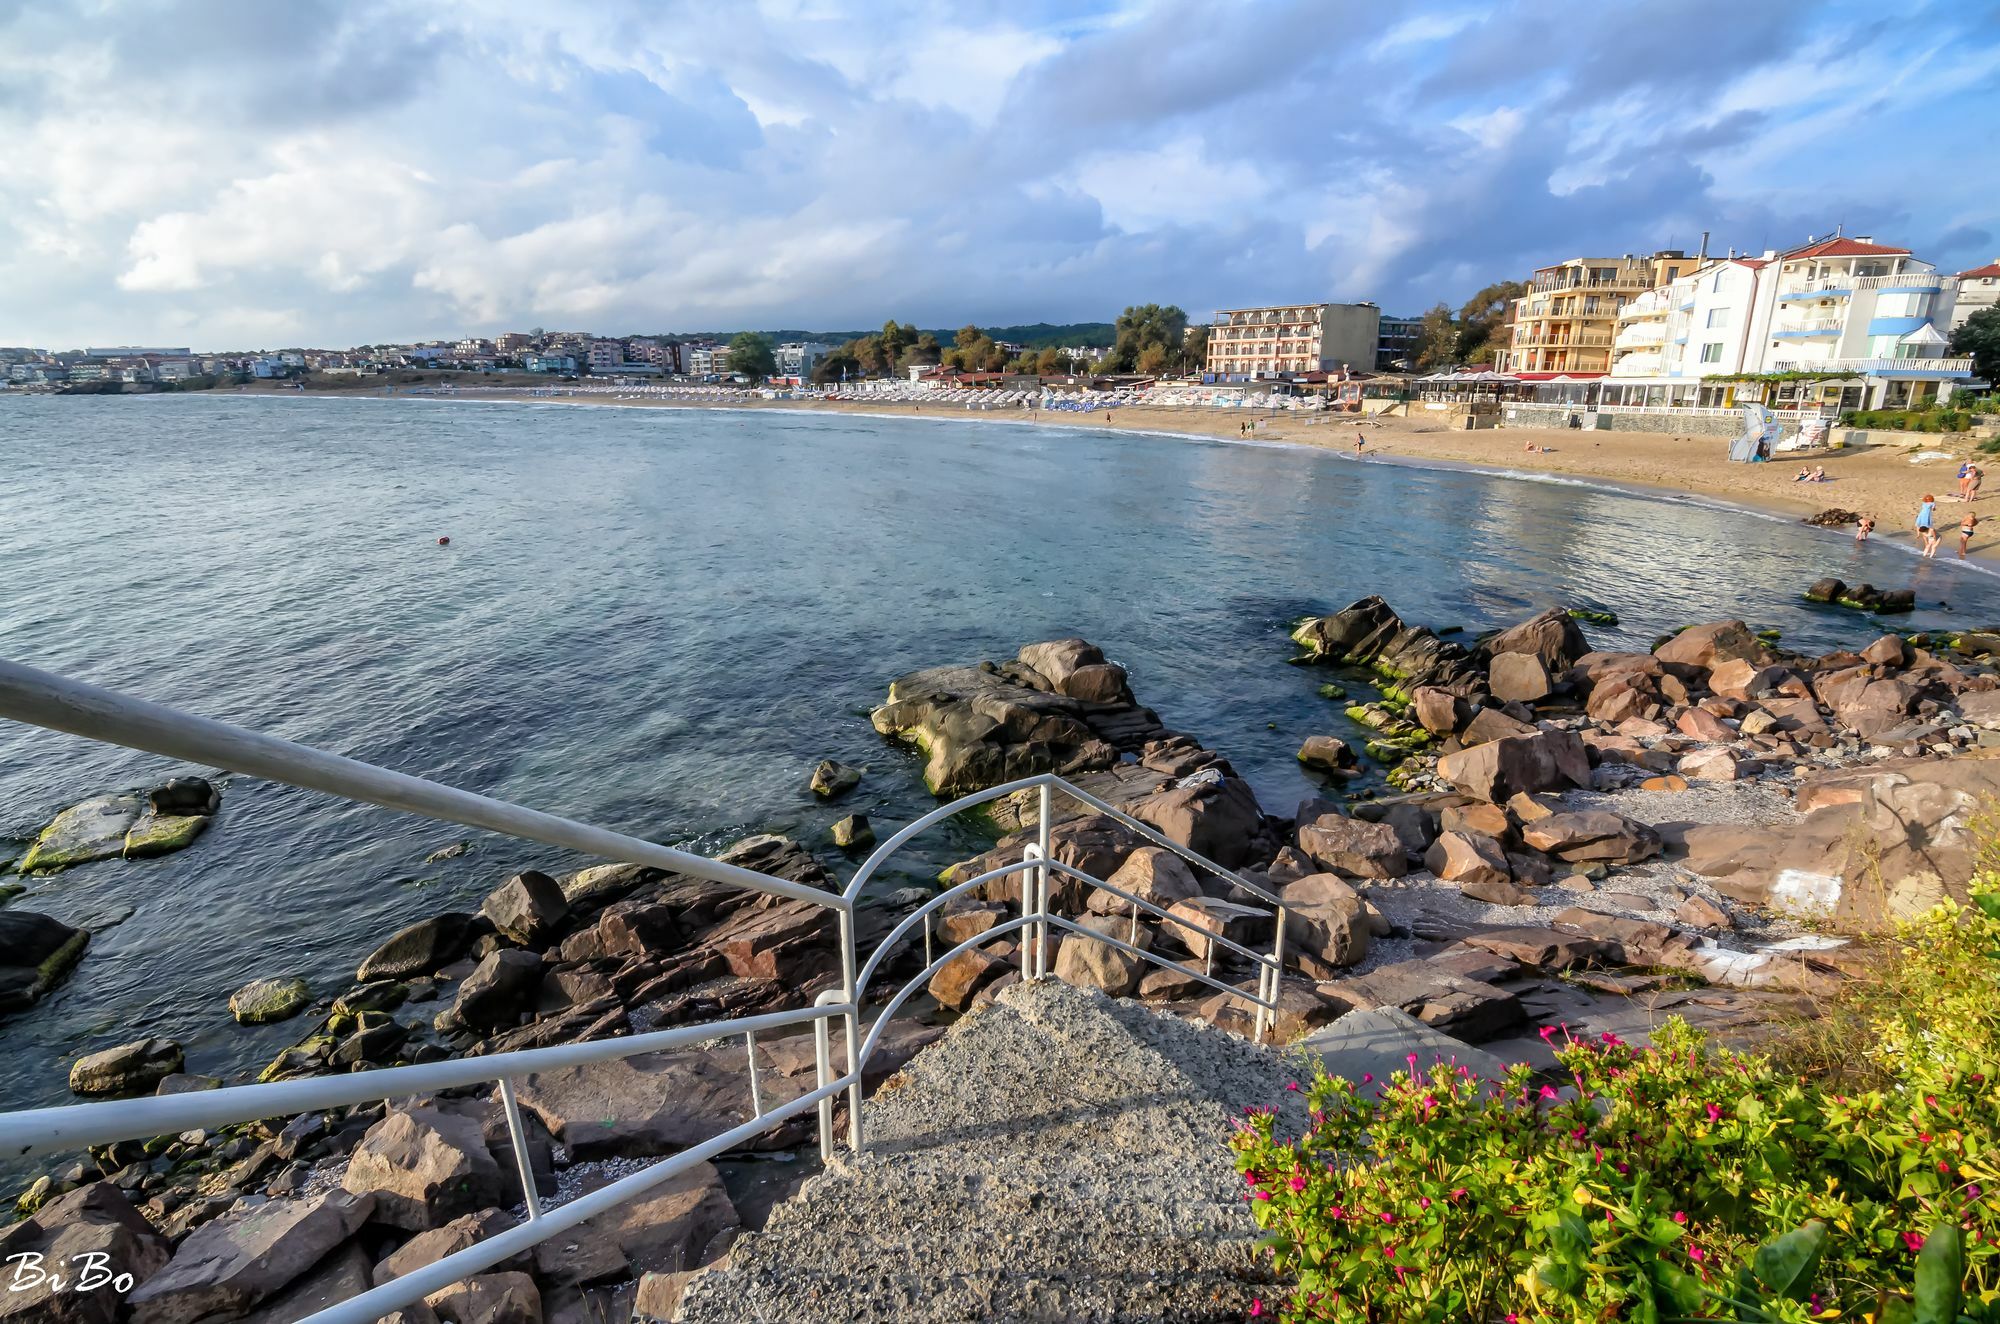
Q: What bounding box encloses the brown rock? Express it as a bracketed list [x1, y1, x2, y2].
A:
[1674, 896, 1733, 931]
[1411, 687, 1460, 735]
[936, 902, 1008, 945]
[1163, 896, 1272, 962]
[1460, 876, 1534, 906]
[1297, 734, 1358, 772]
[1488, 652, 1553, 704]
[1506, 792, 1560, 822]
[1586, 678, 1651, 723]
[1460, 928, 1614, 969]
[343, 1107, 506, 1232]
[529, 1161, 737, 1288]
[698, 900, 836, 982]
[1860, 634, 1908, 667]
[1439, 802, 1509, 839]
[1297, 812, 1409, 879]
[1675, 707, 1734, 740]
[1639, 774, 1689, 792]
[928, 947, 1010, 1010]
[1423, 830, 1511, 889]
[1485, 608, 1591, 672]
[1197, 978, 1343, 1043]
[374, 1209, 524, 1287]
[1280, 874, 1371, 976]
[127, 1189, 374, 1324]
[1127, 775, 1268, 869]
[1053, 914, 1151, 996]
[0, 1183, 171, 1324]
[1436, 728, 1589, 802]
[1088, 845, 1201, 914]
[426, 1272, 542, 1324]
[1521, 811, 1662, 864]
[1678, 748, 1745, 782]
[1320, 960, 1524, 1041]
[1654, 621, 1774, 670]
[480, 872, 569, 947]
[1460, 707, 1538, 745]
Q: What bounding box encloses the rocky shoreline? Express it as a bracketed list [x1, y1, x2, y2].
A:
[7, 596, 2000, 1322]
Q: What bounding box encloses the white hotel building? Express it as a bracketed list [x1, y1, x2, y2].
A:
[1604, 237, 1973, 412]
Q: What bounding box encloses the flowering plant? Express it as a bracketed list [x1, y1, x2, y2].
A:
[1229, 892, 2000, 1322]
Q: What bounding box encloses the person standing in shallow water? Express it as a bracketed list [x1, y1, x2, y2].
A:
[1917, 494, 1937, 543]
[1962, 511, 1979, 559]
[1855, 514, 1874, 543]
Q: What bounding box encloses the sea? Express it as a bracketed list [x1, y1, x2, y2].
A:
[1, 391, 1994, 1114]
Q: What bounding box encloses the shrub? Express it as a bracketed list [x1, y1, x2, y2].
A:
[1840, 408, 1974, 434]
[1231, 890, 2000, 1322]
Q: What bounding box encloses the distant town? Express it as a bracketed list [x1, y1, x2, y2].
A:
[6, 230, 1994, 418]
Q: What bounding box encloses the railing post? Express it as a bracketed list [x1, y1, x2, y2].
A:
[1021, 844, 1045, 981]
[1036, 782, 1052, 978]
[837, 907, 863, 1156]
[497, 1077, 542, 1223]
[813, 1003, 835, 1163]
[744, 1030, 763, 1118]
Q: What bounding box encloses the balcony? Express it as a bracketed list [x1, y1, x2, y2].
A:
[1529, 272, 1651, 294]
[1615, 323, 1666, 348]
[1777, 279, 1852, 301]
[1768, 356, 1972, 376]
[1851, 272, 1948, 293]
[1771, 320, 1844, 339]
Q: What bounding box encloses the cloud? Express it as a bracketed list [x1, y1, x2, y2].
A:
[1, 0, 1996, 349]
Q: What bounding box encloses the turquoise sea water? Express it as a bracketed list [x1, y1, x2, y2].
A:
[1, 393, 1993, 1111]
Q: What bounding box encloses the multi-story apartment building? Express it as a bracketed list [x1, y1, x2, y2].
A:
[586, 339, 624, 372]
[522, 354, 577, 374]
[1952, 258, 2000, 331]
[495, 332, 535, 355]
[1605, 236, 1971, 410]
[684, 344, 730, 377]
[775, 341, 833, 379]
[1204, 302, 1379, 379]
[1376, 314, 1422, 370]
[1496, 251, 1698, 376]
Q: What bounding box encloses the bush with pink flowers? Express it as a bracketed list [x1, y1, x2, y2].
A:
[1229, 892, 2000, 1322]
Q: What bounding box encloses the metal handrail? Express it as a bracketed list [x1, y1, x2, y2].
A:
[0, 660, 1298, 1322]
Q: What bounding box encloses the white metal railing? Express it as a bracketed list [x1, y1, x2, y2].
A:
[1768, 357, 1972, 374]
[1777, 278, 1854, 298]
[0, 661, 1290, 1323]
[1849, 273, 1948, 291]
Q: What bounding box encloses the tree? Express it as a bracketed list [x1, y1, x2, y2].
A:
[899, 332, 941, 370]
[1101, 304, 1188, 373]
[1180, 323, 1210, 375]
[1952, 307, 2000, 386]
[954, 324, 986, 351]
[1414, 303, 1458, 369]
[1453, 280, 1526, 363]
[727, 331, 776, 382]
[812, 350, 862, 385]
[1136, 343, 1170, 376]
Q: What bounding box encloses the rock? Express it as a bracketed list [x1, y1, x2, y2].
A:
[1053, 914, 1150, 996]
[1675, 896, 1733, 930]
[1506, 792, 1560, 823]
[0, 1182, 171, 1324]
[1126, 775, 1268, 869]
[559, 863, 663, 913]
[449, 950, 544, 1032]
[1163, 896, 1271, 963]
[1438, 802, 1509, 839]
[1484, 608, 1592, 673]
[830, 814, 873, 850]
[156, 1072, 221, 1095]
[1459, 876, 1534, 906]
[1458, 707, 1538, 745]
[1297, 812, 1408, 879]
[1410, 687, 1460, 735]
[426, 1273, 542, 1324]
[1678, 748, 1746, 781]
[869, 658, 1123, 797]
[1017, 639, 1129, 702]
[69, 1037, 184, 1097]
[1460, 928, 1614, 970]
[358, 913, 478, 982]
[807, 760, 862, 799]
[1198, 978, 1343, 1043]
[1320, 960, 1524, 1041]
[122, 808, 212, 860]
[229, 976, 310, 1025]
[234, 1241, 373, 1324]
[1424, 831, 1511, 889]
[1738, 709, 1780, 737]
[148, 776, 220, 816]
[950, 813, 1147, 912]
[1654, 621, 1775, 670]
[0, 909, 90, 1014]
[1290, 597, 1485, 697]
[1520, 811, 1662, 864]
[1708, 659, 1792, 701]
[1861, 634, 1909, 667]
[1585, 677, 1652, 723]
[1297, 1006, 1511, 1089]
[929, 947, 1011, 1010]
[480, 871, 569, 946]
[698, 898, 836, 982]
[18, 794, 144, 872]
[1435, 728, 1590, 802]
[715, 833, 835, 890]
[1488, 652, 1553, 704]
[1296, 734, 1357, 773]
[1280, 874, 1370, 976]
[374, 1209, 525, 1287]
[125, 1189, 374, 1324]
[529, 1161, 737, 1288]
[937, 902, 1007, 944]
[1136, 963, 1209, 1002]
[342, 1106, 507, 1232]
[1675, 707, 1734, 740]
[1088, 846, 1200, 914]
[1639, 774, 1689, 792]
[1060, 663, 1132, 705]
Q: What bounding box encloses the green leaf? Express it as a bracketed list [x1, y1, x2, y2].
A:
[1751, 1220, 1828, 1300]
[1914, 1223, 1965, 1324]
[1879, 1292, 1918, 1324]
[1971, 892, 2000, 921]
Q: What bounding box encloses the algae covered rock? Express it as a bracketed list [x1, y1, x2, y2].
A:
[0, 910, 91, 1014]
[122, 807, 212, 858]
[229, 976, 311, 1025]
[69, 1036, 185, 1096]
[18, 776, 221, 873]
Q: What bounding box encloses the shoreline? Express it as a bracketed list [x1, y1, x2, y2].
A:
[256, 384, 2000, 573]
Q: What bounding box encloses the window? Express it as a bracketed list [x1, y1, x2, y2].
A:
[1712, 272, 1724, 292]
[1706, 308, 1732, 329]
[1699, 343, 1725, 364]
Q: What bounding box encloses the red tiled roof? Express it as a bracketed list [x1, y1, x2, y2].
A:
[1781, 237, 1911, 259]
[1958, 260, 2000, 279]
[1732, 257, 1770, 269]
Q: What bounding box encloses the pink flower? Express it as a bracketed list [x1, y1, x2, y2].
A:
[1289, 1176, 1306, 1193]
[1253, 1190, 1272, 1201]
[1285, 1081, 1301, 1092]
[1688, 1245, 1705, 1263]
[1616, 1162, 1630, 1175]
[1250, 1300, 1264, 1318]
[1672, 1211, 1688, 1225]
[1904, 1231, 1926, 1253]
[1539, 1085, 1558, 1099]
[1361, 1073, 1374, 1084]
[1600, 1032, 1624, 1046]
[1705, 1103, 1722, 1123]
[1538, 1025, 1557, 1041]
[1507, 1315, 1520, 1324]
[1381, 1211, 1396, 1225]
[1450, 1188, 1467, 1200]
[1419, 1197, 1431, 1210]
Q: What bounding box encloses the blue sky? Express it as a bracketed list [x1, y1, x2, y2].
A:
[3, 0, 1998, 349]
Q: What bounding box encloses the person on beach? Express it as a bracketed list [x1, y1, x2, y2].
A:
[1795, 467, 1811, 482]
[1973, 467, 1985, 501]
[1925, 525, 1943, 558]
[1353, 432, 1365, 457]
[1856, 514, 1875, 543]
[1961, 511, 1979, 559]
[1957, 461, 1972, 500]
[1917, 494, 1937, 541]
[1810, 466, 1827, 482]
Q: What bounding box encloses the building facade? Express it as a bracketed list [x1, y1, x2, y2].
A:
[1496, 251, 1697, 376]
[776, 341, 833, 379]
[1204, 303, 1380, 379]
[1376, 314, 1421, 370]
[1953, 259, 2000, 331]
[1604, 236, 1971, 410]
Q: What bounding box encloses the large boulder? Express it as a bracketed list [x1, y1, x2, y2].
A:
[1319, 959, 1524, 1042]
[0, 1183, 171, 1324]
[1126, 775, 1268, 869]
[528, 1161, 738, 1289]
[870, 650, 1134, 796]
[374, 1210, 524, 1288]
[1086, 846, 1200, 915]
[426, 1273, 542, 1324]
[1488, 652, 1553, 704]
[950, 814, 1148, 913]
[1280, 874, 1370, 977]
[480, 871, 569, 947]
[0, 910, 90, 1014]
[1291, 597, 1485, 697]
[1017, 639, 1135, 705]
[1053, 914, 1150, 996]
[358, 913, 478, 982]
[1654, 621, 1775, 671]
[928, 947, 1012, 1011]
[446, 950, 544, 1032]
[1164, 896, 1272, 963]
[1520, 811, 1662, 864]
[342, 1106, 508, 1231]
[1424, 830, 1512, 889]
[1296, 812, 1408, 879]
[696, 899, 838, 983]
[125, 1190, 373, 1324]
[229, 976, 310, 1025]
[1482, 608, 1591, 673]
[18, 794, 144, 872]
[68, 1037, 184, 1097]
[1435, 729, 1589, 802]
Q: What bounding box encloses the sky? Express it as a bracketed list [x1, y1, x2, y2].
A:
[4, 0, 1999, 350]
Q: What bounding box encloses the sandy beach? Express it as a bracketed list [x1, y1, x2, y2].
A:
[317, 383, 1998, 567]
